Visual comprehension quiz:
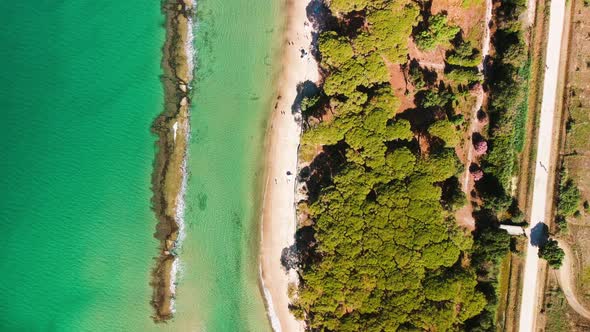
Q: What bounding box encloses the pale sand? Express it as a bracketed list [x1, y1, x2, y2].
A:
[259, 0, 318, 331]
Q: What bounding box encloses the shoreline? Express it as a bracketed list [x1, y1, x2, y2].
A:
[149, 0, 194, 322]
[259, 0, 318, 331]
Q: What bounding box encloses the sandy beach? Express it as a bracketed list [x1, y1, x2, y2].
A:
[259, 0, 318, 331]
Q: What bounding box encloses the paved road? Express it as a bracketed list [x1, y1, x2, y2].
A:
[518, 0, 567, 330]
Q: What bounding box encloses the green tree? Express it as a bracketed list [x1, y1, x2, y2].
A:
[328, 0, 368, 13]
[415, 14, 460, 51]
[354, 1, 421, 63]
[420, 89, 455, 109]
[318, 31, 354, 69]
[447, 40, 481, 67]
[428, 119, 460, 147]
[557, 176, 580, 217]
[446, 67, 482, 85]
[539, 239, 565, 269]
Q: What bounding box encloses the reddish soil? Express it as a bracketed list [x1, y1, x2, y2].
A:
[382, 0, 488, 231]
[432, 0, 487, 44]
[384, 58, 417, 111]
[456, 204, 476, 231]
[407, 38, 447, 69]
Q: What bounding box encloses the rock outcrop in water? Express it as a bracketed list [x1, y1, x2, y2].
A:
[150, 0, 193, 323]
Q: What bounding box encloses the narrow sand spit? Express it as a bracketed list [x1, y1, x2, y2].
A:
[259, 0, 318, 331]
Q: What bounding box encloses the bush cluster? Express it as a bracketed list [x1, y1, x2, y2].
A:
[480, 0, 530, 199]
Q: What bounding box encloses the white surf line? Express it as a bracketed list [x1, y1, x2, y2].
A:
[518, 0, 566, 330]
[259, 253, 283, 332]
[168, 0, 195, 314]
[173, 121, 178, 141]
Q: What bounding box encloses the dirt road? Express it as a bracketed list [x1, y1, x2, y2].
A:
[518, 0, 567, 330]
[461, 0, 492, 194]
[556, 241, 590, 320]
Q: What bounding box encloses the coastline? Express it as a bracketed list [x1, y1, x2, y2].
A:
[259, 0, 318, 331]
[149, 0, 194, 322]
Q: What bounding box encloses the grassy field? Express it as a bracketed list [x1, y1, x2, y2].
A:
[497, 237, 526, 332]
[561, 0, 590, 308]
[542, 274, 590, 331]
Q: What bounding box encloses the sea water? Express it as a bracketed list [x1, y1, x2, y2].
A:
[0, 1, 166, 330]
[0, 0, 282, 330]
[168, 0, 283, 330]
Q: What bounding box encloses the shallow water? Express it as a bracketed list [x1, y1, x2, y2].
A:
[1, 0, 283, 330]
[169, 0, 283, 330]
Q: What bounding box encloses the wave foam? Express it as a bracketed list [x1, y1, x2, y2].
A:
[168, 0, 195, 314]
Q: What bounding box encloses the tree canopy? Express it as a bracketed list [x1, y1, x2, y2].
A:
[414, 14, 460, 51]
[292, 1, 490, 330]
[538, 239, 565, 269]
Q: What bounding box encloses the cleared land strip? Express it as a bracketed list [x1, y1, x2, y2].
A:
[518, 0, 567, 330]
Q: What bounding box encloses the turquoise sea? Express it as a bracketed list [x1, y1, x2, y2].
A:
[170, 0, 282, 330]
[0, 0, 281, 331]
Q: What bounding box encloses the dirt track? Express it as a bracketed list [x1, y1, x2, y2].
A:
[556, 241, 590, 320]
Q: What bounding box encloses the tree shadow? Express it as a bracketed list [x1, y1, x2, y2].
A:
[409, 59, 439, 87]
[475, 173, 511, 211]
[292, 80, 321, 115]
[281, 226, 318, 272]
[298, 142, 347, 204]
[306, 0, 338, 32]
[530, 222, 549, 247]
[398, 107, 432, 132]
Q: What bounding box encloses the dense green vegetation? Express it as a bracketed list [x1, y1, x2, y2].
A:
[555, 168, 581, 232]
[446, 40, 481, 67]
[557, 171, 581, 218]
[478, 0, 530, 207]
[291, 1, 495, 330]
[539, 239, 565, 269]
[415, 14, 460, 51]
[465, 0, 531, 328]
[465, 222, 511, 331]
[428, 119, 460, 147]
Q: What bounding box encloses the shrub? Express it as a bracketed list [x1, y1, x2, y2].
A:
[447, 67, 482, 84]
[557, 176, 580, 217]
[419, 89, 456, 109]
[447, 40, 481, 67]
[538, 239, 565, 269]
[414, 14, 460, 51]
[409, 65, 426, 89]
[428, 119, 460, 147]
